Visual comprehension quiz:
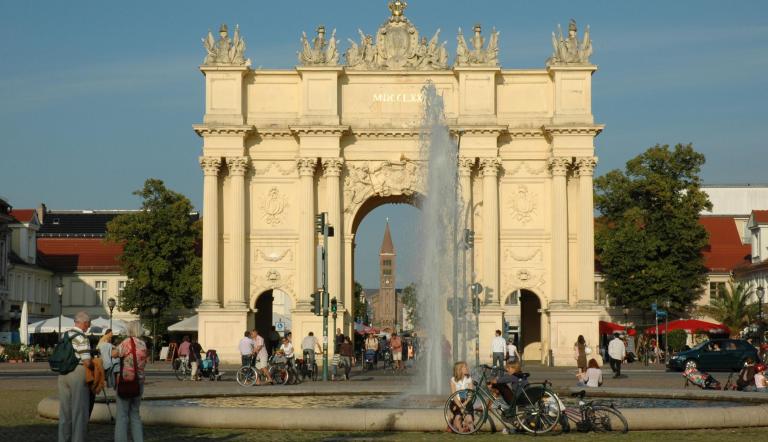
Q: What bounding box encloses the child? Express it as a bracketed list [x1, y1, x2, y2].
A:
[754, 364, 767, 392]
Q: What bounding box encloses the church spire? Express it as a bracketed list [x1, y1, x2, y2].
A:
[380, 221, 395, 255]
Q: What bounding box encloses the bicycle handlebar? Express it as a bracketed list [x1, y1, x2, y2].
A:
[571, 390, 586, 399]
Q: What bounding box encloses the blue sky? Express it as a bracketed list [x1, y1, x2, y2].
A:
[1, 1, 766, 288]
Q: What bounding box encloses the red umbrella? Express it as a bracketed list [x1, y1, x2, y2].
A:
[599, 320, 627, 334]
[644, 319, 730, 335]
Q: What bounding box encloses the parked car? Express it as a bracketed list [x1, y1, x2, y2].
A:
[667, 339, 759, 372]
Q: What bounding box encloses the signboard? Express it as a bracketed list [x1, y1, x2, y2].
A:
[159, 346, 170, 361]
[276, 321, 285, 332]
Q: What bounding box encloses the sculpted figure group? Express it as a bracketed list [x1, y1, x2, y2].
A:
[202, 24, 250, 66]
[298, 26, 339, 66]
[456, 24, 499, 67]
[547, 19, 592, 65]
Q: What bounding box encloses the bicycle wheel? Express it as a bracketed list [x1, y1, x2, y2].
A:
[272, 366, 289, 384]
[173, 361, 186, 381]
[589, 406, 628, 433]
[236, 366, 257, 387]
[443, 390, 487, 435]
[514, 386, 561, 434]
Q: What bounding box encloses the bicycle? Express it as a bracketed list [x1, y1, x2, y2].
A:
[298, 350, 319, 381]
[236, 354, 267, 387]
[269, 353, 292, 385]
[172, 356, 191, 381]
[561, 390, 628, 433]
[444, 364, 562, 435]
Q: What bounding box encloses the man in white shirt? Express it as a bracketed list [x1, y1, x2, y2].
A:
[607, 333, 627, 378]
[238, 331, 255, 367]
[58, 311, 92, 442]
[301, 331, 322, 364]
[490, 329, 506, 369]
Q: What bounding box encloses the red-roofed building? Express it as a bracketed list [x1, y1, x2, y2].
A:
[732, 210, 768, 294]
[698, 216, 752, 305]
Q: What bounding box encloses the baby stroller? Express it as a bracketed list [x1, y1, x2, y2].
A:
[362, 349, 377, 371]
[683, 367, 721, 390]
[199, 349, 222, 381]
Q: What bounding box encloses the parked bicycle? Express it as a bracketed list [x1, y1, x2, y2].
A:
[443, 364, 562, 435]
[297, 349, 319, 381]
[172, 356, 192, 381]
[561, 390, 628, 433]
[236, 354, 267, 387]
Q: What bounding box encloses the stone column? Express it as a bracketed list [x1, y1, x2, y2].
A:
[549, 157, 571, 304]
[576, 157, 598, 303]
[458, 157, 474, 228]
[297, 158, 317, 306]
[322, 158, 344, 307]
[480, 158, 501, 305]
[199, 156, 221, 308]
[226, 156, 249, 308]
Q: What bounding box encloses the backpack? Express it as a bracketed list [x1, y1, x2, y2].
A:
[49, 331, 85, 375]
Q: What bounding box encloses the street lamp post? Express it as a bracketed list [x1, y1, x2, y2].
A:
[757, 286, 765, 347]
[622, 306, 629, 331]
[55, 280, 64, 337]
[150, 306, 159, 363]
[107, 298, 116, 331]
[664, 298, 671, 360]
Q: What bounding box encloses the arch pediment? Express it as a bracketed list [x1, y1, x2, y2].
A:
[343, 160, 426, 216]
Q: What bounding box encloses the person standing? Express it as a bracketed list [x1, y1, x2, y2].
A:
[490, 330, 506, 369]
[188, 338, 203, 381]
[98, 329, 118, 389]
[279, 336, 296, 378]
[238, 331, 255, 367]
[113, 321, 148, 442]
[608, 333, 626, 378]
[390, 332, 403, 372]
[339, 336, 354, 380]
[177, 335, 191, 368]
[58, 311, 93, 442]
[574, 335, 588, 374]
[334, 328, 344, 353]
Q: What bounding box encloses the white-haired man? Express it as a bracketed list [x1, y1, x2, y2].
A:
[58, 311, 92, 442]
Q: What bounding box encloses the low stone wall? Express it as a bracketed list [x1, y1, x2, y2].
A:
[38, 396, 768, 432]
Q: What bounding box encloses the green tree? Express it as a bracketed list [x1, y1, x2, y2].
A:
[106, 179, 202, 315]
[595, 144, 712, 312]
[352, 281, 369, 324]
[401, 283, 420, 329]
[699, 281, 757, 335]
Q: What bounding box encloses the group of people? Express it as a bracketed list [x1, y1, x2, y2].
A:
[237, 329, 273, 384]
[490, 329, 519, 369]
[736, 357, 768, 392]
[175, 335, 204, 380]
[58, 311, 147, 442]
[362, 331, 414, 369]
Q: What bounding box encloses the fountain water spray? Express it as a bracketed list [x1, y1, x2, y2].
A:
[416, 82, 464, 395]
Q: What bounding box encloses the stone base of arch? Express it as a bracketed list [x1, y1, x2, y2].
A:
[546, 305, 603, 367]
[198, 307, 253, 364]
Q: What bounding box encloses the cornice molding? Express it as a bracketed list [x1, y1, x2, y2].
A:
[508, 127, 546, 139]
[542, 125, 605, 138]
[450, 126, 508, 136]
[256, 128, 294, 139]
[351, 128, 421, 139]
[290, 126, 350, 137]
[193, 124, 255, 137]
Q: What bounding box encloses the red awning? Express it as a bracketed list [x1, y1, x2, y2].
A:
[599, 320, 629, 334]
[644, 319, 730, 335]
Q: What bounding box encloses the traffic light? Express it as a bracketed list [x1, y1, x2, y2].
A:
[472, 296, 481, 314]
[470, 282, 483, 296]
[315, 213, 326, 234]
[463, 229, 475, 247]
[311, 291, 322, 316]
[330, 297, 337, 313]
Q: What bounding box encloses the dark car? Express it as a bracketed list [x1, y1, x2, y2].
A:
[667, 339, 759, 372]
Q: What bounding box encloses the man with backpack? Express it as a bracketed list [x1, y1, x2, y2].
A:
[54, 311, 93, 442]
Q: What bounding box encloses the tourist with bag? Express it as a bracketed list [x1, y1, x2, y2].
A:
[112, 321, 147, 442]
[53, 311, 93, 442]
[573, 335, 588, 374]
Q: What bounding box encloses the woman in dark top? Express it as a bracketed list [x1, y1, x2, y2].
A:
[339, 337, 354, 380]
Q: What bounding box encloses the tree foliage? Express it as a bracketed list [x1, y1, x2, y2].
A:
[595, 144, 712, 312]
[401, 283, 420, 330]
[352, 281, 369, 324]
[699, 281, 758, 335]
[106, 179, 202, 315]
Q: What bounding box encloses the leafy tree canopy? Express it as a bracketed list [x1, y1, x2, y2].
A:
[106, 179, 202, 315]
[401, 283, 420, 330]
[595, 144, 712, 312]
[353, 281, 369, 324]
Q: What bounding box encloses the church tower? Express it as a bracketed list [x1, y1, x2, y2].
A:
[377, 221, 397, 329]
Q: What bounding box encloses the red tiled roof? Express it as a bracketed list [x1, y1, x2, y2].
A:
[37, 238, 123, 272]
[699, 217, 751, 272]
[753, 210, 768, 224]
[9, 209, 36, 223]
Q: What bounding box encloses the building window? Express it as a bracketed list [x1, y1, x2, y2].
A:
[118, 280, 126, 300]
[709, 282, 726, 301]
[504, 291, 519, 305]
[383, 259, 392, 266]
[383, 269, 392, 276]
[95, 280, 108, 305]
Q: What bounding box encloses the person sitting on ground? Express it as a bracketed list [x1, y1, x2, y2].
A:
[449, 361, 475, 433]
[577, 358, 603, 387]
[754, 364, 768, 392]
[737, 357, 757, 391]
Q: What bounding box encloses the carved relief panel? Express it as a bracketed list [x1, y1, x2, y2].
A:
[250, 183, 296, 231]
[500, 182, 545, 230]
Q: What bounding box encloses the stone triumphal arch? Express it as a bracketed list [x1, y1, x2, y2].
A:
[194, 1, 604, 364]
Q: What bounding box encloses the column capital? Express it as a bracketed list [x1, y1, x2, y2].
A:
[548, 156, 571, 177]
[575, 156, 598, 177]
[321, 158, 344, 177]
[479, 157, 501, 177]
[458, 157, 475, 176]
[226, 156, 250, 176]
[199, 156, 222, 176]
[296, 157, 317, 176]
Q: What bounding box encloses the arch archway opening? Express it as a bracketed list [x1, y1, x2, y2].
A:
[519, 289, 542, 361]
[252, 289, 293, 354]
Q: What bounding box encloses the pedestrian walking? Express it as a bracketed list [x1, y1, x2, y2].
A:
[188, 338, 203, 381]
[238, 330, 255, 367]
[339, 336, 354, 380]
[608, 333, 626, 378]
[573, 335, 588, 374]
[113, 321, 148, 442]
[490, 330, 506, 369]
[506, 337, 519, 364]
[390, 332, 403, 371]
[57, 311, 93, 442]
[252, 329, 273, 384]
